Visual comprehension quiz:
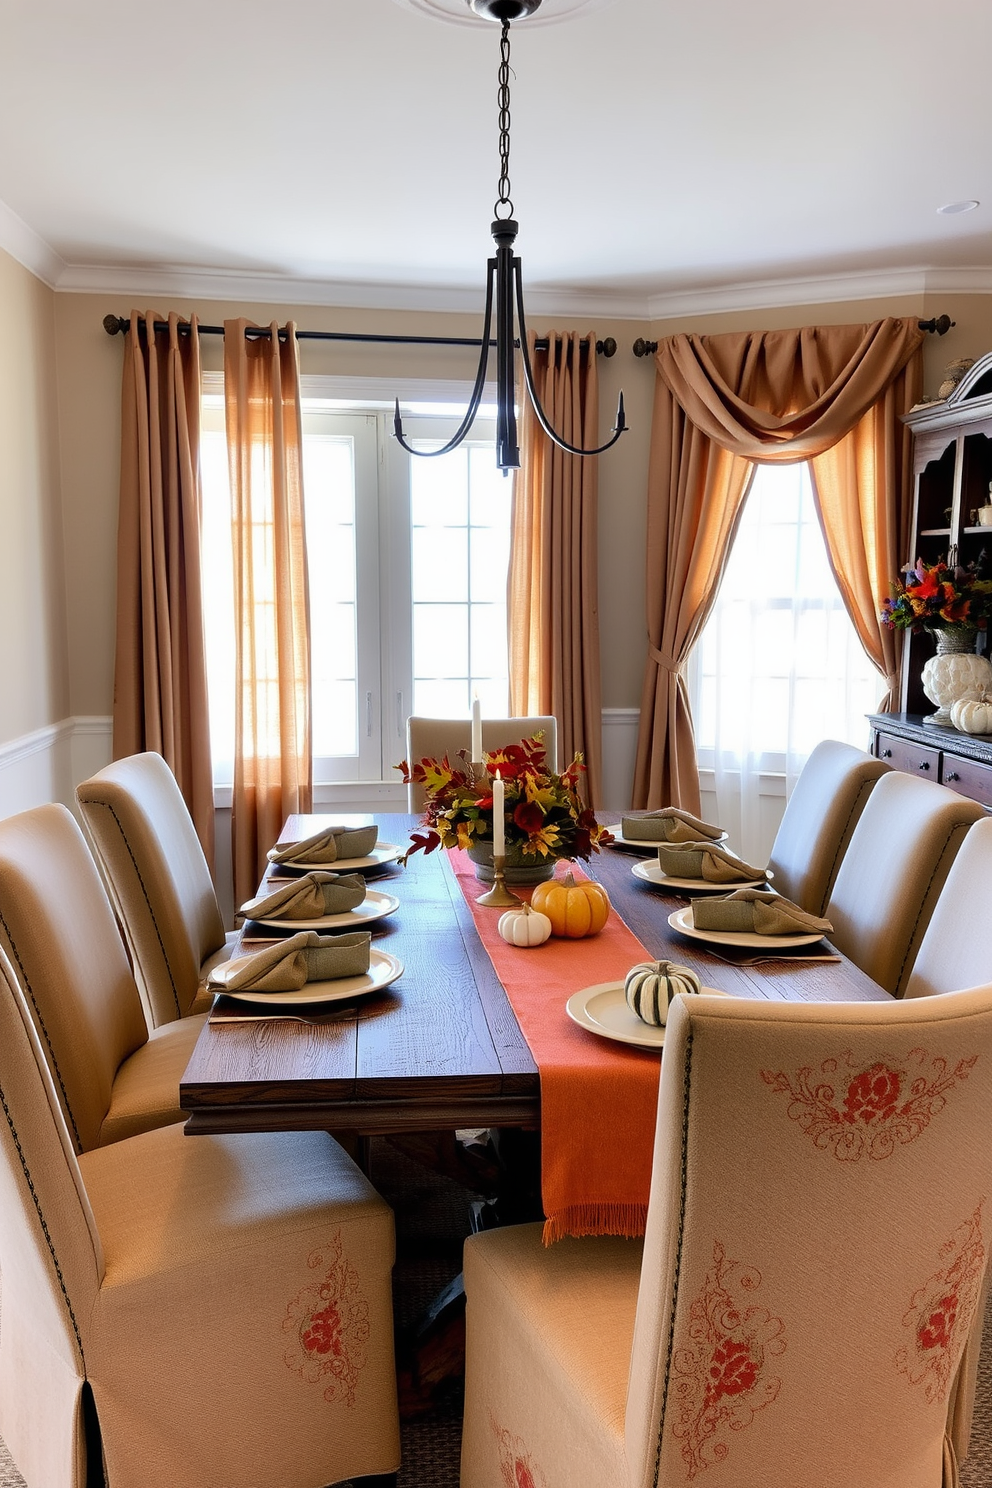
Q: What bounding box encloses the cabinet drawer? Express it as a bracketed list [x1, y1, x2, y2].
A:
[874, 733, 941, 778]
[940, 753, 992, 808]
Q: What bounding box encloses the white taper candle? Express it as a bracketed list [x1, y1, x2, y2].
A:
[471, 693, 482, 763]
[492, 770, 505, 858]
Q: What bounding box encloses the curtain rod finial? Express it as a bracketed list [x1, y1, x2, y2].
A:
[103, 314, 126, 336]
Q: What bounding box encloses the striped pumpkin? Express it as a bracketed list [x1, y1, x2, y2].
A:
[623, 960, 701, 1027]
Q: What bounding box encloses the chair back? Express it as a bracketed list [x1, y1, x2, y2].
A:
[824, 770, 984, 995]
[766, 739, 890, 914]
[76, 752, 226, 1027]
[0, 803, 148, 1153]
[405, 715, 558, 812]
[906, 814, 992, 999]
[626, 988, 992, 1488]
[0, 944, 102, 1488]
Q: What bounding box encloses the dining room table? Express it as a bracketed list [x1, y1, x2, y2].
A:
[180, 809, 890, 1241]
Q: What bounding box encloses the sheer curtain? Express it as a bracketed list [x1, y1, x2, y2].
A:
[690, 462, 885, 862]
[508, 329, 603, 804]
[224, 320, 312, 906]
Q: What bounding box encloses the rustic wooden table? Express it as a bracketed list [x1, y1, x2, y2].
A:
[179, 813, 889, 1136]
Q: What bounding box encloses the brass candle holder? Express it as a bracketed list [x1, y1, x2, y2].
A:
[476, 854, 521, 907]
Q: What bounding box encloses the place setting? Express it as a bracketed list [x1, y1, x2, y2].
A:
[567, 958, 729, 1051]
[666, 887, 839, 964]
[609, 806, 729, 854]
[266, 822, 404, 874]
[206, 928, 404, 1023]
[619, 807, 773, 894]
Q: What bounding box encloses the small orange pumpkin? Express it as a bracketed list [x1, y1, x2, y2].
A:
[531, 869, 611, 938]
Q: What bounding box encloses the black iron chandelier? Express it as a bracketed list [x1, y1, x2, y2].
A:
[393, 0, 628, 473]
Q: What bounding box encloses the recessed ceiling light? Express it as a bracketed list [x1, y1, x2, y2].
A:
[391, 0, 617, 26]
[937, 200, 980, 215]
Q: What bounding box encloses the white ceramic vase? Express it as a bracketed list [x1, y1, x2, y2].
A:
[921, 628, 992, 726]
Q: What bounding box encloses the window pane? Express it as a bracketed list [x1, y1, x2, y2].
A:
[412, 527, 468, 602]
[312, 680, 358, 758]
[411, 447, 468, 525]
[414, 604, 468, 678]
[414, 678, 470, 717]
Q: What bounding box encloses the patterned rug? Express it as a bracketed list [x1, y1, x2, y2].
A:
[2, 1136, 991, 1487]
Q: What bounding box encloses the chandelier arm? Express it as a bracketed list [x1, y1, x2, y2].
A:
[514, 262, 628, 456]
[392, 258, 497, 458]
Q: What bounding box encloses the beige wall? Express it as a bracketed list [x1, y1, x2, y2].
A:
[44, 285, 992, 737]
[0, 248, 67, 744]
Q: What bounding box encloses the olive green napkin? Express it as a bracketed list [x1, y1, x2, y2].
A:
[239, 871, 367, 922]
[691, 888, 832, 937]
[621, 807, 725, 843]
[268, 824, 379, 864]
[657, 840, 770, 883]
[208, 931, 372, 993]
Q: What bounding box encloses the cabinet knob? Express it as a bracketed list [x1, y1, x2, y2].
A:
[918, 760, 931, 771]
[946, 771, 960, 782]
[882, 748, 893, 758]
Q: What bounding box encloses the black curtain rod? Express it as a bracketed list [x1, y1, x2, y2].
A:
[101, 314, 617, 358]
[630, 315, 956, 358]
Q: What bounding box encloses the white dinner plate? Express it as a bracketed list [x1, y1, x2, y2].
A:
[610, 826, 728, 851]
[565, 981, 728, 1050]
[631, 860, 770, 894]
[212, 948, 404, 1006]
[265, 842, 403, 872]
[667, 904, 826, 950]
[245, 889, 400, 932]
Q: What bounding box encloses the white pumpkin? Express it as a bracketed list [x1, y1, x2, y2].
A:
[497, 902, 553, 948]
[951, 692, 992, 735]
[624, 960, 701, 1027]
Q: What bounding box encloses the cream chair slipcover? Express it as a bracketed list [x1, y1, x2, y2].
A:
[0, 802, 205, 1148]
[76, 751, 234, 1027]
[461, 988, 992, 1488]
[905, 814, 992, 999]
[766, 738, 890, 914]
[824, 769, 984, 996]
[0, 944, 399, 1488]
[405, 716, 558, 812]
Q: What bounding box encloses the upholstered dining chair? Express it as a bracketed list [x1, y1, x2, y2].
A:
[823, 769, 984, 996]
[461, 987, 992, 1488]
[0, 942, 400, 1488]
[905, 814, 992, 1000]
[405, 715, 558, 812]
[76, 751, 234, 1027]
[765, 738, 890, 915]
[0, 802, 205, 1148]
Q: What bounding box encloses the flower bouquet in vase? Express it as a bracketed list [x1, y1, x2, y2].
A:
[880, 559, 992, 724]
[397, 733, 613, 883]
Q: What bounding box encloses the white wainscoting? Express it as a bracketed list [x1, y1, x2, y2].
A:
[601, 707, 640, 809]
[0, 716, 113, 823]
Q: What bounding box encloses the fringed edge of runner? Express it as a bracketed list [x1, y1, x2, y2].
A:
[542, 1203, 649, 1246]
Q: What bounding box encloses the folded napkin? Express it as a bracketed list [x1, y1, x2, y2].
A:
[621, 807, 725, 843]
[269, 824, 379, 864]
[691, 889, 832, 937]
[208, 931, 372, 993]
[656, 840, 769, 884]
[239, 871, 367, 922]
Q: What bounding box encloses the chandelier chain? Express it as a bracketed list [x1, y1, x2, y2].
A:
[494, 19, 514, 219]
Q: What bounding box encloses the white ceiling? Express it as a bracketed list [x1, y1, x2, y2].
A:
[2, 0, 991, 317]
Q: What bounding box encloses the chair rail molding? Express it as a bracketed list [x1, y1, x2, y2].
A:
[0, 716, 112, 822]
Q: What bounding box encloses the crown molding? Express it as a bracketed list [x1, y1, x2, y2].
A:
[0, 200, 65, 288]
[645, 265, 992, 321]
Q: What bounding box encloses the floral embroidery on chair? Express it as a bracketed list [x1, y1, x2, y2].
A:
[896, 1204, 986, 1404]
[491, 1415, 548, 1488]
[760, 1047, 977, 1160]
[282, 1231, 370, 1406]
[670, 1241, 786, 1480]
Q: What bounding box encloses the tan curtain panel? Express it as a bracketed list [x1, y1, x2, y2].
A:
[114, 309, 214, 861]
[633, 318, 924, 811]
[508, 329, 603, 805]
[224, 320, 312, 907]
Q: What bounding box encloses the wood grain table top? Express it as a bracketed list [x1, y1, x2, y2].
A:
[179, 813, 889, 1136]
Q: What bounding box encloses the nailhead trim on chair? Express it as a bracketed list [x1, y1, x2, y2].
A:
[651, 1027, 694, 1488]
[89, 799, 184, 1019]
[820, 778, 876, 916]
[0, 1074, 85, 1366]
[0, 906, 83, 1153]
[894, 823, 965, 996]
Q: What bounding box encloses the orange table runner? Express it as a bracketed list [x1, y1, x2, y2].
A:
[446, 849, 663, 1243]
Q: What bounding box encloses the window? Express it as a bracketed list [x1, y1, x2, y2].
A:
[689, 462, 883, 856]
[200, 385, 511, 793]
